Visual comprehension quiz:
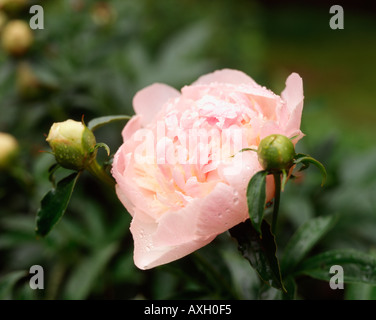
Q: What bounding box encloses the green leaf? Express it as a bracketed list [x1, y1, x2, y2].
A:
[345, 283, 376, 300]
[36, 172, 80, 237]
[296, 249, 376, 285]
[281, 276, 296, 300]
[247, 170, 268, 234]
[229, 219, 286, 292]
[48, 163, 61, 188]
[294, 155, 327, 186]
[259, 276, 296, 300]
[0, 270, 27, 300]
[191, 247, 237, 299]
[163, 247, 238, 299]
[281, 214, 338, 276]
[87, 115, 132, 132]
[63, 243, 118, 300]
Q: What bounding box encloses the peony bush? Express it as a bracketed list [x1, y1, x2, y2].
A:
[36, 67, 376, 299]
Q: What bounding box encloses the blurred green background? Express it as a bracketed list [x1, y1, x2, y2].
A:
[0, 0, 375, 300]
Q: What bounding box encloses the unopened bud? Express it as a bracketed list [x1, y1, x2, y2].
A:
[46, 119, 97, 171]
[257, 134, 295, 171]
[1, 20, 33, 56]
[91, 2, 116, 26]
[17, 62, 40, 99]
[0, 132, 19, 169]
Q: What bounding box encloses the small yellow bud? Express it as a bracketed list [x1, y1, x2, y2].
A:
[16, 62, 40, 99]
[1, 20, 33, 56]
[91, 2, 116, 26]
[0, 132, 19, 169]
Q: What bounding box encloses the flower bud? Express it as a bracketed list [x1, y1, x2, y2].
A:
[1, 20, 33, 56]
[91, 2, 116, 26]
[257, 134, 295, 171]
[0, 132, 19, 169]
[46, 119, 97, 171]
[17, 61, 41, 99]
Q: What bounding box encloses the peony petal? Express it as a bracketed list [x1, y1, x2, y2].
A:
[121, 115, 143, 141]
[112, 148, 161, 221]
[153, 199, 202, 247]
[196, 182, 248, 236]
[192, 68, 259, 86]
[133, 83, 180, 126]
[259, 121, 284, 140]
[281, 73, 304, 134]
[218, 151, 261, 196]
[115, 184, 135, 217]
[131, 213, 215, 270]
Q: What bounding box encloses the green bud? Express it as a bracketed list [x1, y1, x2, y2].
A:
[0, 132, 19, 169]
[46, 119, 97, 171]
[257, 134, 295, 172]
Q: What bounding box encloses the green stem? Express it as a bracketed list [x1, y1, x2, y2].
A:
[86, 159, 115, 187]
[272, 172, 281, 235]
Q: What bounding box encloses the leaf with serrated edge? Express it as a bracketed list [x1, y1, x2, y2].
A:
[229, 220, 286, 292]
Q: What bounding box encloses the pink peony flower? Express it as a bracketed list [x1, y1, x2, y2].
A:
[112, 69, 304, 269]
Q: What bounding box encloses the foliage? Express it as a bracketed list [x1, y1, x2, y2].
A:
[0, 0, 375, 300]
